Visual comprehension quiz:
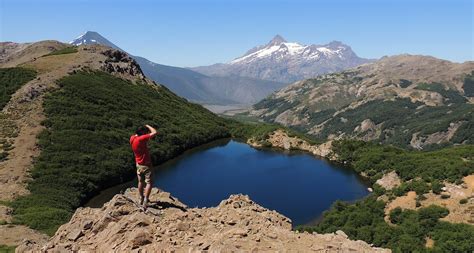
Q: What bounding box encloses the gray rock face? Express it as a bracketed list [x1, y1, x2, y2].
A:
[192, 35, 373, 83]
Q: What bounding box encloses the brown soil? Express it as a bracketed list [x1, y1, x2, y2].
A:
[420, 179, 473, 224]
[425, 237, 434, 248]
[385, 191, 417, 223]
[384, 175, 474, 225]
[464, 175, 474, 191]
[0, 225, 48, 247]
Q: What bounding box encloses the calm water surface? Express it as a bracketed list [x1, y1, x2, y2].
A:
[87, 139, 369, 225]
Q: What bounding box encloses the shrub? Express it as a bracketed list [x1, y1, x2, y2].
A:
[431, 180, 444, 194]
[0, 245, 16, 253]
[43, 47, 78, 56]
[0, 68, 37, 109]
[459, 198, 468, 204]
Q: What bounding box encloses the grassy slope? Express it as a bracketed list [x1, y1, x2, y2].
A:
[42, 46, 78, 57]
[0, 68, 36, 109]
[11, 71, 232, 235]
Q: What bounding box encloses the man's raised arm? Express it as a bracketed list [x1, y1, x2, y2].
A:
[145, 124, 158, 138]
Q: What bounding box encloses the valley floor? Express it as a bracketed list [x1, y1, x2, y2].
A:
[201, 103, 249, 114]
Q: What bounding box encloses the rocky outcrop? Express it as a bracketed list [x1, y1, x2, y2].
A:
[376, 171, 402, 190]
[100, 49, 146, 80]
[354, 119, 382, 141]
[410, 122, 463, 150]
[19, 188, 389, 252]
[247, 129, 334, 159]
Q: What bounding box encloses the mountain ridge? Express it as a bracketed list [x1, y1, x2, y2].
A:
[69, 31, 286, 106]
[247, 54, 474, 149]
[192, 35, 373, 83]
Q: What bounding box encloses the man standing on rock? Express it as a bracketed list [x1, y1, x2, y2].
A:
[130, 124, 158, 209]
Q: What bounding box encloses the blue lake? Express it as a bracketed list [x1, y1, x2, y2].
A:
[87, 139, 369, 226]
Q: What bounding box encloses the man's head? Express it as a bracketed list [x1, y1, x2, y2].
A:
[136, 125, 150, 136]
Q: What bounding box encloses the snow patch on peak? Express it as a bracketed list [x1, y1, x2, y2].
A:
[230, 39, 344, 64]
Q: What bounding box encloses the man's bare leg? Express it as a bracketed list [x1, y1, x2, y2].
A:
[137, 174, 145, 205]
[143, 180, 152, 207]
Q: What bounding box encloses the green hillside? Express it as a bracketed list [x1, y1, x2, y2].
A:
[11, 71, 232, 234]
[249, 57, 474, 150]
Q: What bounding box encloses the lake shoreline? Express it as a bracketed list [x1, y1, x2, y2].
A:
[86, 138, 370, 226]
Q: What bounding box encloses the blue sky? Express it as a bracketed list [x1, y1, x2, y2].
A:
[1, 0, 472, 67]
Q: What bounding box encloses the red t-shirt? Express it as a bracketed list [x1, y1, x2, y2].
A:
[130, 134, 152, 166]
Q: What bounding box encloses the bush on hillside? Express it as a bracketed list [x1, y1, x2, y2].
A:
[0, 67, 37, 109]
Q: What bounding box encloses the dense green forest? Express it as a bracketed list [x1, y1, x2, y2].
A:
[331, 139, 474, 195]
[298, 197, 474, 252]
[10, 71, 232, 234]
[0, 67, 36, 109]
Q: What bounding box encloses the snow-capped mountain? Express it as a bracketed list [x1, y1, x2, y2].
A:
[192, 35, 373, 83]
[70, 31, 122, 51]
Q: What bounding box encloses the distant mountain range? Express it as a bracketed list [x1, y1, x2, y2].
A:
[70, 32, 373, 107]
[70, 32, 285, 106]
[192, 35, 372, 83]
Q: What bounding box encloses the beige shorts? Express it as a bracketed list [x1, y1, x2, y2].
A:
[136, 164, 152, 184]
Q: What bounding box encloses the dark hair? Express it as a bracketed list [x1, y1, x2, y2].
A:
[135, 126, 150, 136]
